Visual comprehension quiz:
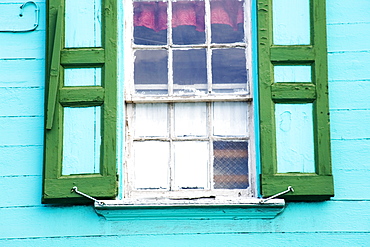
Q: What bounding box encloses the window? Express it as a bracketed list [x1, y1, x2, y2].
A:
[124, 0, 255, 199]
[43, 0, 333, 204]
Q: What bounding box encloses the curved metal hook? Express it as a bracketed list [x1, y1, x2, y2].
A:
[0, 1, 39, 32]
[19, 1, 40, 31]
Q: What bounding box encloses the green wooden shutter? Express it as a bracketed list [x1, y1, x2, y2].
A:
[43, 0, 117, 203]
[258, 0, 334, 200]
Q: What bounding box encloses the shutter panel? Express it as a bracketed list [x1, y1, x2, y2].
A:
[258, 0, 334, 200]
[43, 0, 117, 203]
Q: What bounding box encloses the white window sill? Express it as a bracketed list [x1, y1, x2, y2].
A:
[94, 198, 285, 220]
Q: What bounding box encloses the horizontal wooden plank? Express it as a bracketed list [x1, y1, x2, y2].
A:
[0, 31, 45, 59]
[333, 169, 370, 200]
[59, 87, 104, 106]
[0, 176, 42, 207]
[0, 2, 46, 30]
[331, 139, 370, 170]
[328, 52, 370, 81]
[330, 109, 370, 140]
[0, 59, 44, 87]
[261, 175, 334, 199]
[328, 22, 370, 52]
[0, 117, 43, 146]
[0, 145, 42, 176]
[270, 46, 315, 62]
[326, 0, 370, 24]
[0, 87, 43, 116]
[271, 83, 316, 102]
[61, 48, 105, 66]
[329, 80, 370, 110]
[1, 201, 369, 238]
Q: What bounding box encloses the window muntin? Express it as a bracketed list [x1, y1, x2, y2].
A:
[124, 0, 254, 199]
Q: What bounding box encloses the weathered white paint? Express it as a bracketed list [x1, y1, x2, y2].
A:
[64, 68, 101, 86]
[174, 103, 207, 137]
[133, 141, 169, 189]
[173, 141, 209, 190]
[95, 198, 285, 220]
[275, 103, 315, 173]
[273, 0, 310, 45]
[65, 0, 101, 48]
[274, 65, 311, 83]
[62, 106, 101, 175]
[134, 103, 168, 137]
[213, 102, 248, 136]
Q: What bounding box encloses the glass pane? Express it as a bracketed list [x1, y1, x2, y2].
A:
[133, 1, 168, 45]
[212, 48, 247, 93]
[213, 141, 249, 189]
[173, 141, 209, 189]
[275, 104, 315, 173]
[134, 141, 169, 189]
[172, 1, 206, 45]
[174, 103, 207, 137]
[273, 0, 310, 45]
[134, 50, 168, 95]
[62, 107, 101, 175]
[213, 102, 248, 136]
[173, 49, 207, 94]
[274, 65, 311, 83]
[211, 0, 244, 43]
[64, 68, 101, 86]
[134, 103, 168, 137]
[65, 0, 101, 48]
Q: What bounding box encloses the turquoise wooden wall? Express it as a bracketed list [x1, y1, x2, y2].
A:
[0, 0, 369, 246]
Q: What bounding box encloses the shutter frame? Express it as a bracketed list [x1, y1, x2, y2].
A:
[258, 0, 334, 200]
[43, 0, 118, 203]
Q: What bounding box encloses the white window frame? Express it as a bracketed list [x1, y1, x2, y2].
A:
[122, 0, 257, 200]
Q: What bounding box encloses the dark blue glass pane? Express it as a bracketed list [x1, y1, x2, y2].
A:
[134, 50, 168, 95]
[212, 48, 247, 93]
[173, 25, 206, 45]
[173, 49, 207, 94]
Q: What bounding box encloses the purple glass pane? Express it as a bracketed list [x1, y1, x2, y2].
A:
[213, 141, 249, 189]
[172, 1, 206, 45]
[173, 49, 207, 94]
[134, 50, 168, 95]
[210, 0, 244, 43]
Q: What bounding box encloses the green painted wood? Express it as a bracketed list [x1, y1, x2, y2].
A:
[258, 0, 333, 199]
[271, 83, 316, 102]
[261, 175, 333, 200]
[61, 48, 105, 66]
[44, 176, 117, 203]
[59, 87, 104, 106]
[270, 46, 315, 62]
[43, 0, 118, 203]
[45, 6, 62, 130]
